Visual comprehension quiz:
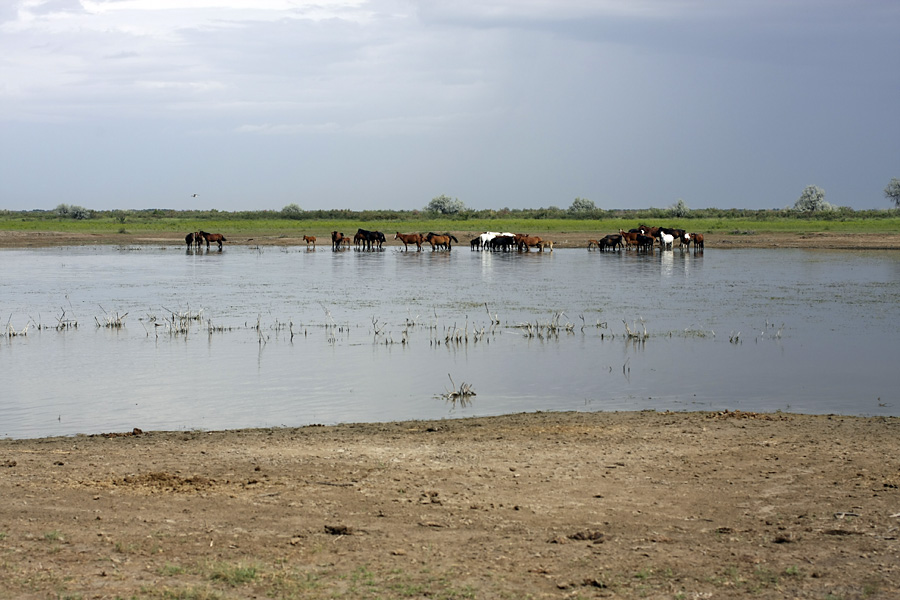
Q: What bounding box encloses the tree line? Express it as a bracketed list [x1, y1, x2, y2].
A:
[3, 180, 898, 223]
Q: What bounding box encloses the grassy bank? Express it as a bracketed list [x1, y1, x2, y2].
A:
[2, 214, 899, 239]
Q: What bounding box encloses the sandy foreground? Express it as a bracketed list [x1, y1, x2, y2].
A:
[2, 230, 899, 599]
[1, 412, 898, 599]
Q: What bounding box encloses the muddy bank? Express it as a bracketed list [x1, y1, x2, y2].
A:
[2, 411, 899, 598]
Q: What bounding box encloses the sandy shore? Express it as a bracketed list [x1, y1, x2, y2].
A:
[2, 411, 899, 599]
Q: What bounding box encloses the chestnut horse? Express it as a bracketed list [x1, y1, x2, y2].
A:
[199, 231, 226, 250]
[303, 235, 316, 248]
[425, 232, 458, 251]
[395, 232, 424, 251]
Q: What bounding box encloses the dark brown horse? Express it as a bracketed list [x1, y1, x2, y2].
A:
[331, 231, 344, 250]
[395, 232, 424, 251]
[185, 231, 203, 250]
[356, 228, 385, 250]
[199, 231, 226, 250]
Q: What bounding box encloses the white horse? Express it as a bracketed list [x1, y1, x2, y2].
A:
[658, 232, 674, 251]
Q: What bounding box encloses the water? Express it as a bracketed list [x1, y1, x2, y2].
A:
[1, 245, 898, 439]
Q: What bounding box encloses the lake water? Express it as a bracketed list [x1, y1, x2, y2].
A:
[1, 244, 898, 439]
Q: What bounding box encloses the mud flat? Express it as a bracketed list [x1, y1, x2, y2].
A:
[2, 410, 899, 598]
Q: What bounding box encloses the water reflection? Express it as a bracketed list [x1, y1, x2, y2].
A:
[0, 246, 898, 438]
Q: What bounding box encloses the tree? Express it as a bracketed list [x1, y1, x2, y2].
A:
[670, 198, 689, 218]
[281, 203, 303, 219]
[885, 178, 900, 208]
[568, 197, 596, 214]
[425, 194, 466, 215]
[793, 185, 832, 212]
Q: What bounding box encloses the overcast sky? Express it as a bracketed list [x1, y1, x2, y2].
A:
[1, 1, 898, 212]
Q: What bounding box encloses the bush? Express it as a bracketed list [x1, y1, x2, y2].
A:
[425, 195, 466, 215]
[793, 185, 833, 213]
[281, 203, 303, 219]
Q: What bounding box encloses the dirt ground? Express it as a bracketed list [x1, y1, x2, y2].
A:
[2, 412, 899, 599]
[2, 228, 900, 250]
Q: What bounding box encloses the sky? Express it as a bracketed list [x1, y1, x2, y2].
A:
[1, 0, 898, 213]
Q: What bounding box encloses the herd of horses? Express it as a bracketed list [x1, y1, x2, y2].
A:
[469, 232, 553, 252]
[184, 230, 227, 250]
[329, 229, 459, 251]
[184, 224, 704, 253]
[588, 225, 704, 252]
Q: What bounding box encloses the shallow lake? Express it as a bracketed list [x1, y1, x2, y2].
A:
[1, 244, 899, 439]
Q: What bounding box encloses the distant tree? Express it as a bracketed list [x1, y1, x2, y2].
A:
[281, 203, 303, 219]
[568, 197, 596, 214]
[670, 198, 689, 217]
[885, 178, 900, 208]
[425, 194, 466, 215]
[55, 203, 92, 219]
[793, 185, 832, 212]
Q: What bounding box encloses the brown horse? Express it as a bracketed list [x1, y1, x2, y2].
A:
[331, 231, 345, 250]
[513, 234, 542, 252]
[690, 233, 704, 250]
[199, 231, 226, 250]
[619, 229, 640, 250]
[424, 232, 457, 251]
[185, 232, 196, 249]
[303, 235, 316, 248]
[395, 232, 424, 251]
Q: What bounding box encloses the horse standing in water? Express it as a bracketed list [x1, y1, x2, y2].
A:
[395, 232, 424, 251]
[199, 231, 227, 250]
[303, 235, 316, 249]
[424, 232, 458, 251]
[185, 232, 203, 250]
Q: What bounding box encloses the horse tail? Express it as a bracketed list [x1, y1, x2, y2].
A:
[449, 235, 459, 242]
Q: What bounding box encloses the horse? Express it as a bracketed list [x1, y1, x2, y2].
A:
[657, 231, 674, 251]
[356, 228, 385, 250]
[489, 235, 516, 251]
[185, 232, 196, 249]
[199, 231, 226, 250]
[690, 233, 704, 250]
[587, 239, 600, 250]
[331, 231, 345, 250]
[636, 234, 655, 252]
[475, 232, 498, 250]
[600, 234, 623, 251]
[515, 235, 543, 252]
[395, 232, 424, 251]
[619, 229, 640, 250]
[638, 224, 660, 238]
[536, 240, 553, 252]
[303, 235, 316, 249]
[425, 232, 457, 251]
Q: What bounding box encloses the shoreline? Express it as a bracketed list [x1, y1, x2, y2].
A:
[2, 410, 898, 598]
[3, 229, 900, 249]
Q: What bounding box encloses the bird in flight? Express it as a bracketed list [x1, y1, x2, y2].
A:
[191, 193, 199, 197]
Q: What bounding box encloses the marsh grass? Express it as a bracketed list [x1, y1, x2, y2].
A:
[3, 214, 899, 239]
